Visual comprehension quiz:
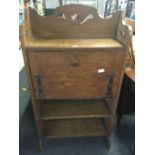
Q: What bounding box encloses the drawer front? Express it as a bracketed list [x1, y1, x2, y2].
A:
[28, 49, 125, 99]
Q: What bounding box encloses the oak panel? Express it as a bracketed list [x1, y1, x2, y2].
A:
[28, 49, 124, 99]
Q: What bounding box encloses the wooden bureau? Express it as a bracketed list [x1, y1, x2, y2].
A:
[21, 4, 131, 150]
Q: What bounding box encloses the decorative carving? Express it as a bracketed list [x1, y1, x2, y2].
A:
[80, 14, 94, 24]
[53, 4, 98, 21]
[27, 5, 124, 39]
[71, 14, 79, 21]
[120, 30, 126, 38]
[55, 12, 94, 24]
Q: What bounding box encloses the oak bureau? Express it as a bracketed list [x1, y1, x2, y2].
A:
[21, 4, 131, 150]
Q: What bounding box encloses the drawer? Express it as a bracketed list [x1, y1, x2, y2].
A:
[28, 49, 125, 99]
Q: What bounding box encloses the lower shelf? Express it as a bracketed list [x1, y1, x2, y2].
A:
[39, 99, 111, 120]
[43, 118, 108, 138]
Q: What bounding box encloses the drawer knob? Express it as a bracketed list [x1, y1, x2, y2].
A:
[72, 51, 80, 66]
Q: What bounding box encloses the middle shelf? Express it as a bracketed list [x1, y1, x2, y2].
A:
[38, 99, 112, 120]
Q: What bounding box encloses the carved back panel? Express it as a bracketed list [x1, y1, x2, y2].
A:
[27, 5, 123, 39]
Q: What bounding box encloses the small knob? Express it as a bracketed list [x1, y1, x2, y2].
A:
[72, 51, 79, 66]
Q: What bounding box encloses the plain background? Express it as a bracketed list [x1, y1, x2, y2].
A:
[0, 0, 155, 155]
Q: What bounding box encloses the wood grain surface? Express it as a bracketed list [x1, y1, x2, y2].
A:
[44, 119, 107, 138]
[39, 99, 111, 120]
[28, 49, 124, 99]
[25, 38, 124, 49]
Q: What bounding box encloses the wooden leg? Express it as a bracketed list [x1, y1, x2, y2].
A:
[38, 140, 43, 151]
[105, 136, 111, 149]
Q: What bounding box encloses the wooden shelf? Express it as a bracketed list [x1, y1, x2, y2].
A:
[39, 100, 111, 120]
[44, 119, 107, 138]
[25, 38, 124, 49]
